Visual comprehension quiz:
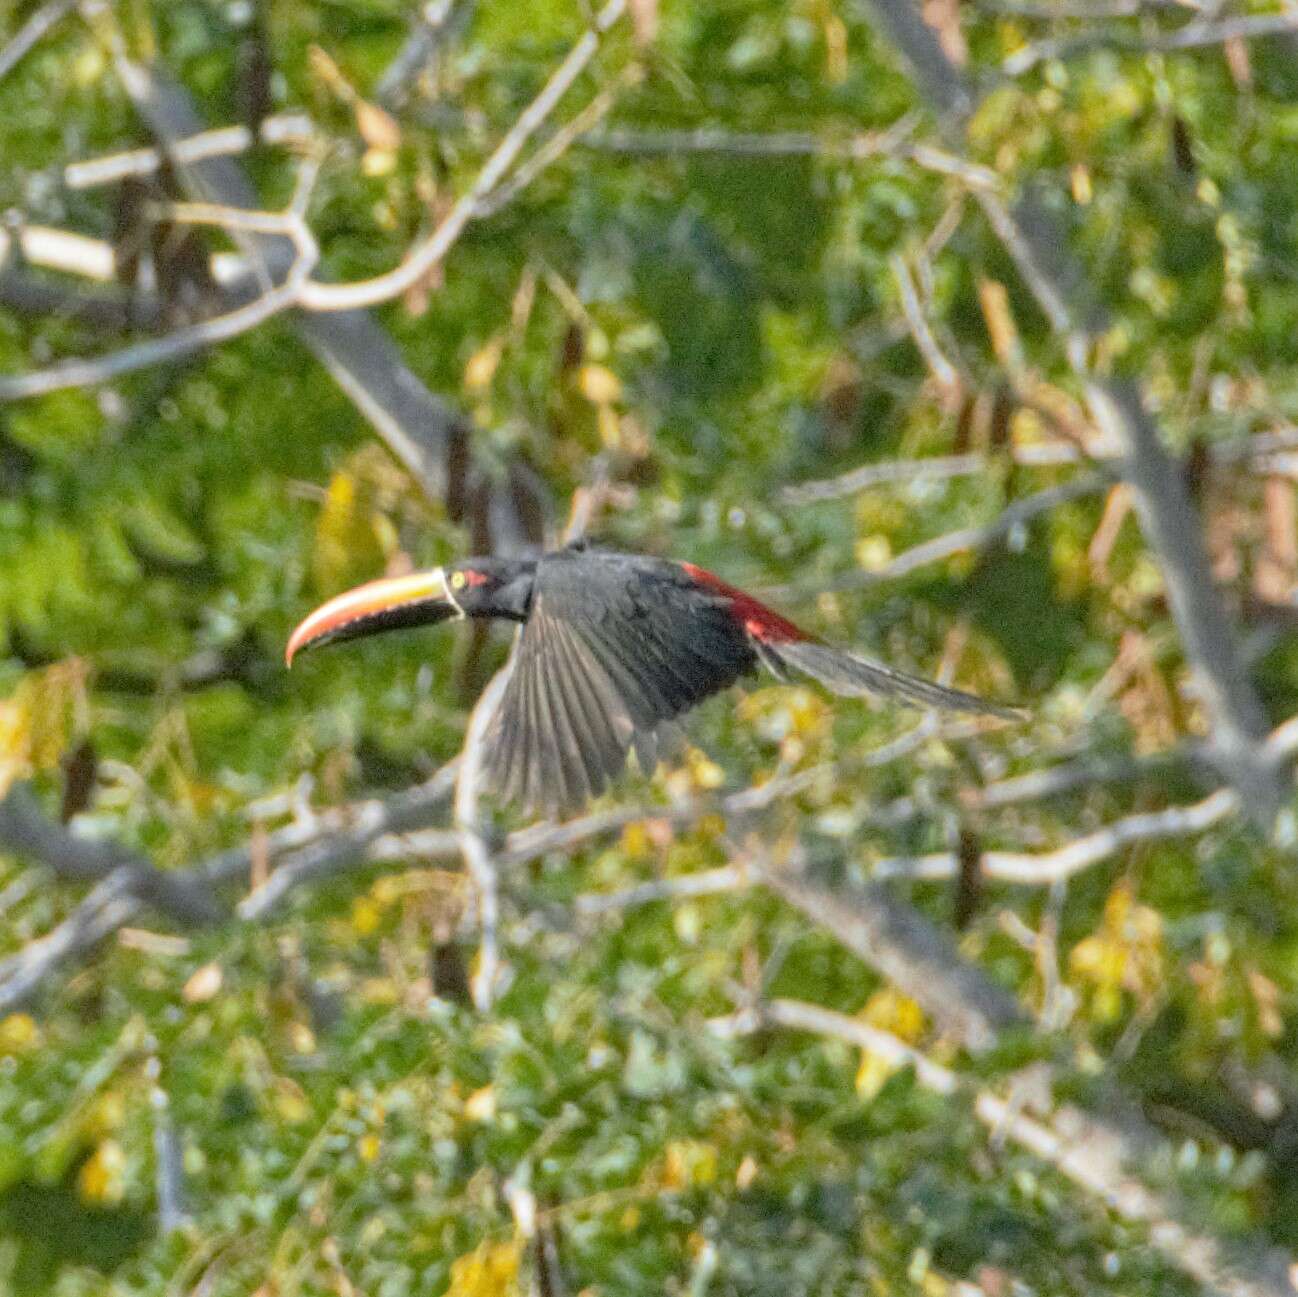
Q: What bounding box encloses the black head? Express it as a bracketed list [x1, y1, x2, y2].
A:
[286, 556, 536, 664]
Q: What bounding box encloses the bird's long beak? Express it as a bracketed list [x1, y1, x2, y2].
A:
[285, 568, 460, 666]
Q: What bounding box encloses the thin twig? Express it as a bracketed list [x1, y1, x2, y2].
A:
[474, 67, 638, 220]
[891, 251, 963, 396]
[375, 0, 476, 108]
[295, 0, 628, 312]
[574, 864, 749, 917]
[582, 123, 1000, 189]
[0, 201, 318, 400]
[62, 113, 316, 190]
[767, 474, 1106, 598]
[715, 997, 1297, 1297]
[0, 869, 142, 1013]
[875, 787, 1240, 885]
[0, 0, 76, 84]
[454, 664, 513, 1011]
[749, 842, 1027, 1052]
[1006, 11, 1298, 74]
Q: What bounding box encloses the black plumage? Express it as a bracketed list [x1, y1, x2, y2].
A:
[287, 543, 1022, 815]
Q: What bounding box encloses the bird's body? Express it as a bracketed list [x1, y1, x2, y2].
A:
[287, 543, 1021, 814]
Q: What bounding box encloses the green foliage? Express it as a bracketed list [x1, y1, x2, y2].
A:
[3, 0, 1298, 1294]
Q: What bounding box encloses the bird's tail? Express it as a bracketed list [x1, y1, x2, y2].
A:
[764, 640, 1025, 722]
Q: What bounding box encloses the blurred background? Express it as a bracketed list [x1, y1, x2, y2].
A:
[3, 0, 1298, 1293]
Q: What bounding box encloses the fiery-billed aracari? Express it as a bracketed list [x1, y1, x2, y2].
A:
[286, 543, 1022, 814]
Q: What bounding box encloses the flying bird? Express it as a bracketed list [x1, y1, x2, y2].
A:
[286, 544, 1022, 815]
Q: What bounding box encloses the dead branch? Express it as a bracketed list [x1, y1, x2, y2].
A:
[965, 747, 1201, 809]
[781, 425, 1298, 508]
[853, 0, 1288, 829]
[234, 760, 461, 917]
[0, 0, 76, 84]
[0, 259, 311, 400]
[0, 760, 461, 1015]
[768, 474, 1106, 599]
[573, 864, 749, 918]
[375, 0, 476, 109]
[0, 783, 223, 925]
[454, 664, 513, 1011]
[581, 123, 1000, 189]
[749, 843, 1026, 1052]
[0, 868, 144, 1014]
[293, 0, 628, 313]
[1006, 11, 1298, 74]
[62, 113, 316, 190]
[891, 250, 964, 397]
[715, 996, 1297, 1297]
[876, 787, 1240, 885]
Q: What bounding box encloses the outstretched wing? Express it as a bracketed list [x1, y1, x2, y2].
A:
[764, 639, 1025, 721]
[483, 551, 757, 815]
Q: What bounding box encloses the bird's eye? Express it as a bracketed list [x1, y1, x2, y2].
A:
[449, 571, 467, 590]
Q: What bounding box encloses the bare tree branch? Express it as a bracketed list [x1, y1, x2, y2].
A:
[0, 783, 223, 924]
[0, 0, 76, 85]
[61, 113, 316, 190]
[294, 0, 629, 313]
[767, 474, 1106, 599]
[781, 424, 1298, 507]
[0, 257, 311, 400]
[849, 0, 1289, 829]
[0, 869, 143, 1013]
[750, 844, 1026, 1052]
[375, 0, 476, 109]
[454, 664, 513, 1011]
[108, 56, 465, 505]
[877, 787, 1241, 885]
[581, 123, 1000, 189]
[234, 761, 461, 918]
[1006, 10, 1298, 74]
[716, 997, 1297, 1297]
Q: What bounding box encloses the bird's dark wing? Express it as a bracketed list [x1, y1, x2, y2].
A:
[762, 640, 1025, 721]
[483, 551, 756, 815]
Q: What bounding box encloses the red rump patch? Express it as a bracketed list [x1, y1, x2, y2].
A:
[680, 562, 809, 643]
[461, 568, 489, 586]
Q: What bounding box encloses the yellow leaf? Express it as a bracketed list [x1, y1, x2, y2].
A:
[311, 449, 406, 596]
[464, 337, 505, 393]
[0, 1013, 40, 1054]
[620, 821, 652, 858]
[352, 896, 382, 936]
[855, 534, 893, 572]
[78, 1140, 126, 1205]
[661, 1140, 717, 1190]
[687, 748, 725, 790]
[577, 363, 622, 405]
[1069, 881, 1164, 1022]
[362, 148, 399, 177]
[861, 988, 925, 1043]
[356, 99, 401, 153]
[855, 1048, 896, 1101]
[854, 990, 925, 1098]
[0, 660, 87, 797]
[273, 1076, 312, 1124]
[465, 1085, 497, 1124]
[443, 1240, 522, 1297]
